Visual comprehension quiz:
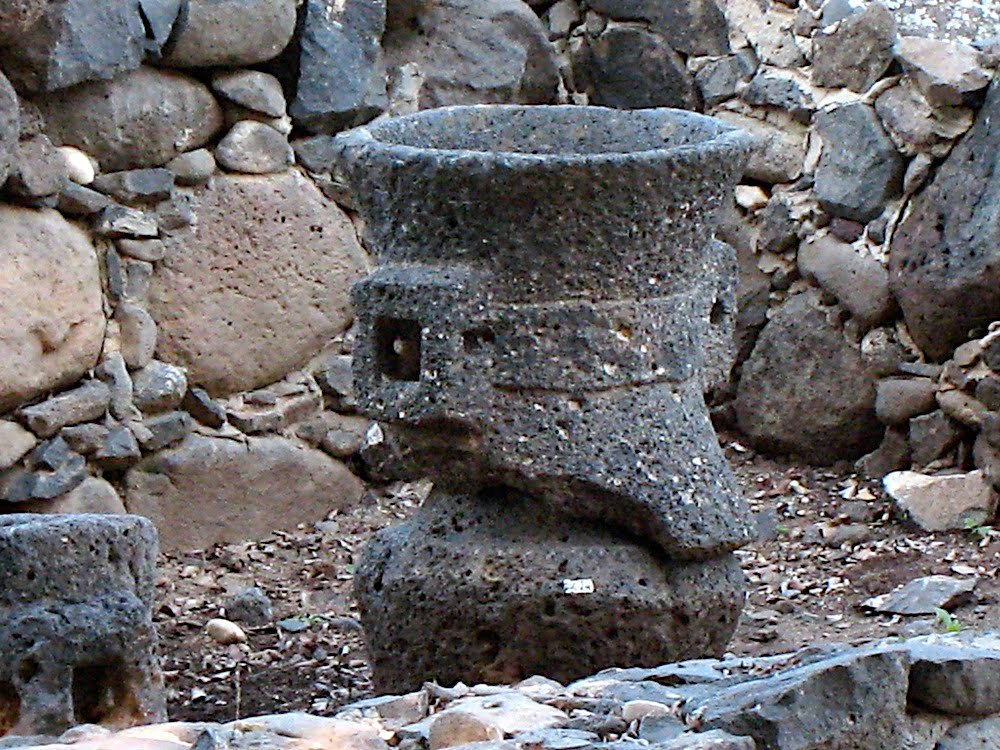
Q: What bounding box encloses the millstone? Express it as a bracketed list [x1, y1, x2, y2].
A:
[336, 104, 754, 690]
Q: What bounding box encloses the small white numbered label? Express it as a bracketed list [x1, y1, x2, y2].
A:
[562, 578, 595, 594]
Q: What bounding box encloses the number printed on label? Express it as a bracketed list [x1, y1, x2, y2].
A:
[562, 578, 595, 594]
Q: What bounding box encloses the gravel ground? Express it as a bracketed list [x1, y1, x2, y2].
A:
[156, 432, 1000, 722]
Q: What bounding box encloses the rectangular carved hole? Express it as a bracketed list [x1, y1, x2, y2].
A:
[0, 681, 20, 737]
[375, 316, 422, 382]
[72, 660, 129, 726]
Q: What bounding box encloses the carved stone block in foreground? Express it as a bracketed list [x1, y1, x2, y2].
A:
[336, 104, 755, 692]
[0, 514, 165, 737]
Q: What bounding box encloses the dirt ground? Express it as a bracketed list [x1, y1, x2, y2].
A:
[156, 432, 1000, 723]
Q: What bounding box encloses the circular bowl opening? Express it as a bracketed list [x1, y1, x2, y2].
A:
[345, 104, 749, 161]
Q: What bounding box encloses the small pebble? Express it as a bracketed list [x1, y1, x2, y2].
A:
[206, 618, 247, 645]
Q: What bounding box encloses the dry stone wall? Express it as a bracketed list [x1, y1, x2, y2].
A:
[0, 0, 998, 545]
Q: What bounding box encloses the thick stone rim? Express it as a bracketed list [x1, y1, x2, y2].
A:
[335, 104, 753, 168]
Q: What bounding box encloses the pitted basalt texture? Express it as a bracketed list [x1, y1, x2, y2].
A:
[356, 489, 746, 693]
[0, 514, 165, 738]
[337, 104, 753, 688]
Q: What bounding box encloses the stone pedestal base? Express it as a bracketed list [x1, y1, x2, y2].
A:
[355, 489, 746, 693]
[0, 515, 165, 738]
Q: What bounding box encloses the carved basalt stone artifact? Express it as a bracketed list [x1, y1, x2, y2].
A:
[336, 105, 755, 691]
[0, 514, 165, 738]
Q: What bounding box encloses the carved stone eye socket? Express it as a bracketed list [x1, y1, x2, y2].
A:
[375, 316, 422, 382]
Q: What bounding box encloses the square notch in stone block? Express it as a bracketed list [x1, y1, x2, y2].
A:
[0, 681, 19, 737]
[375, 316, 422, 382]
[71, 659, 136, 727]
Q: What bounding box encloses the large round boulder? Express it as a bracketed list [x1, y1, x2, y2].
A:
[889, 76, 1000, 361]
[0, 206, 105, 412]
[148, 170, 369, 395]
[160, 0, 298, 67]
[734, 292, 883, 463]
[125, 434, 366, 549]
[382, 0, 559, 110]
[33, 66, 223, 171]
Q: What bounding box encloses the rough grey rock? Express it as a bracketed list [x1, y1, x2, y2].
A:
[96, 352, 137, 422]
[889, 77, 1000, 361]
[290, 0, 388, 134]
[0, 72, 19, 188]
[895, 36, 992, 107]
[862, 574, 977, 614]
[571, 26, 701, 110]
[212, 69, 287, 119]
[116, 238, 166, 263]
[0, 437, 87, 503]
[742, 68, 814, 123]
[936, 717, 1000, 749]
[17, 381, 111, 438]
[725, 0, 804, 67]
[137, 411, 191, 451]
[124, 434, 365, 549]
[658, 732, 754, 750]
[214, 121, 293, 174]
[875, 378, 937, 425]
[4, 135, 66, 204]
[58, 182, 111, 215]
[906, 633, 1000, 717]
[116, 303, 158, 370]
[857, 425, 914, 481]
[0, 514, 164, 736]
[0, 420, 36, 470]
[34, 66, 223, 172]
[735, 292, 882, 463]
[812, 2, 897, 92]
[909, 409, 961, 467]
[19, 475, 126, 514]
[339, 104, 754, 689]
[797, 233, 895, 329]
[814, 103, 904, 223]
[148, 171, 368, 395]
[182, 388, 227, 428]
[161, 0, 298, 67]
[884, 470, 996, 531]
[92, 423, 142, 468]
[583, 0, 729, 55]
[874, 79, 974, 157]
[715, 111, 807, 184]
[166, 149, 216, 186]
[688, 647, 911, 750]
[695, 56, 753, 108]
[382, 0, 559, 110]
[59, 423, 110, 456]
[132, 361, 187, 414]
[96, 205, 159, 239]
[0, 0, 148, 93]
[224, 587, 274, 626]
[91, 168, 174, 205]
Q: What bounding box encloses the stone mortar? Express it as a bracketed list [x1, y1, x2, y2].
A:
[0, 514, 165, 738]
[337, 104, 754, 691]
